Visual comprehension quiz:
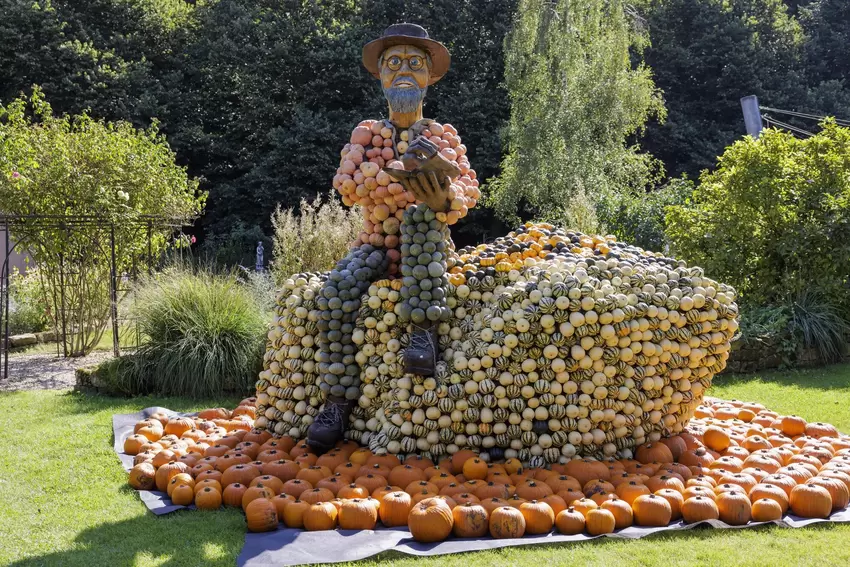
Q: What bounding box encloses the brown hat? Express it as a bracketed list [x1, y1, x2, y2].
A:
[362, 23, 450, 85]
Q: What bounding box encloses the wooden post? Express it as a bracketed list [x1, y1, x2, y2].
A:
[741, 95, 763, 138]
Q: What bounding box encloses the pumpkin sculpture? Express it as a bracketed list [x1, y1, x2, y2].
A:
[250, 28, 739, 464]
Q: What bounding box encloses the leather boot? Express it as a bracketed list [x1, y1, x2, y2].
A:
[403, 322, 438, 377]
[307, 395, 353, 454]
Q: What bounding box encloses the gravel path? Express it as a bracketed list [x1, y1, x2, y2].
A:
[0, 351, 114, 391]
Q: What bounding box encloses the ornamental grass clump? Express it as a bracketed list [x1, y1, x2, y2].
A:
[127, 265, 267, 397]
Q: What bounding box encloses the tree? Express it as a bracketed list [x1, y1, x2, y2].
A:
[489, 0, 665, 230]
[0, 90, 203, 355]
[637, 0, 805, 179]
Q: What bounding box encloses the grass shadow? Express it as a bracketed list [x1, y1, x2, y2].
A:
[8, 509, 245, 567]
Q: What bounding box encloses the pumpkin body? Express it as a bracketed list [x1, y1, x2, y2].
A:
[245, 498, 278, 532]
[171, 483, 195, 506]
[555, 507, 586, 535]
[789, 484, 832, 518]
[489, 506, 526, 539]
[338, 499, 378, 530]
[222, 483, 248, 507]
[283, 500, 309, 528]
[632, 494, 672, 527]
[716, 492, 752, 525]
[129, 463, 157, 490]
[303, 502, 339, 531]
[751, 498, 783, 522]
[379, 491, 412, 527]
[452, 503, 490, 537]
[195, 486, 222, 509]
[601, 498, 633, 529]
[585, 508, 616, 535]
[519, 500, 555, 534]
[408, 498, 454, 543]
[682, 496, 719, 523]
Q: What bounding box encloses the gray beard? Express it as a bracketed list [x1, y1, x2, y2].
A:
[383, 85, 427, 114]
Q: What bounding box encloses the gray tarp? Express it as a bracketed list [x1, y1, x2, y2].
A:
[112, 408, 850, 567]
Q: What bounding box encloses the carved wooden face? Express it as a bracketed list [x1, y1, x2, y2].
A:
[380, 45, 430, 113]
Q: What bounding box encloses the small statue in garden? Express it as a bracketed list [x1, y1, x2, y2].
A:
[255, 25, 740, 464]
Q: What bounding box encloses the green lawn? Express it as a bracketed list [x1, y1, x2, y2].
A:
[2, 365, 850, 567]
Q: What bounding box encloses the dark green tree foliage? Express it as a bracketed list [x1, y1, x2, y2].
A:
[164, 0, 515, 263]
[638, 0, 804, 179]
[0, 0, 192, 125]
[799, 0, 850, 118]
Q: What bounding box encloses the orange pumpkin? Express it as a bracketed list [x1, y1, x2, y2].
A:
[379, 491, 412, 527]
[155, 461, 190, 492]
[751, 498, 783, 522]
[128, 463, 157, 491]
[554, 507, 586, 534]
[481, 497, 509, 515]
[681, 496, 719, 523]
[570, 498, 598, 518]
[632, 494, 672, 526]
[388, 465, 425, 488]
[303, 501, 339, 531]
[165, 417, 195, 438]
[171, 483, 195, 506]
[408, 498, 454, 543]
[452, 503, 489, 537]
[515, 480, 553, 501]
[281, 478, 312, 498]
[654, 489, 684, 521]
[790, 484, 833, 518]
[339, 498, 378, 530]
[167, 473, 195, 497]
[245, 498, 278, 532]
[780, 415, 807, 437]
[704, 426, 731, 452]
[242, 484, 275, 510]
[463, 458, 488, 481]
[451, 450, 479, 475]
[300, 487, 335, 505]
[748, 483, 789, 513]
[635, 442, 674, 464]
[195, 486, 222, 509]
[489, 506, 526, 539]
[806, 477, 849, 511]
[716, 491, 752, 525]
[659, 435, 688, 460]
[585, 508, 616, 535]
[282, 499, 309, 528]
[601, 498, 633, 529]
[519, 500, 555, 534]
[270, 493, 295, 517]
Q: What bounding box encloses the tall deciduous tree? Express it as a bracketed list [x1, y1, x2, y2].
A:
[489, 0, 665, 230]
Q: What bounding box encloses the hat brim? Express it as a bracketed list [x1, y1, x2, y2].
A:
[362, 35, 450, 86]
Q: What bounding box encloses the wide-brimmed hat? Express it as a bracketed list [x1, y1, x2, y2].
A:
[362, 23, 450, 85]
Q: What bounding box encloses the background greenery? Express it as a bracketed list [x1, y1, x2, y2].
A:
[4, 365, 850, 566]
[3, 0, 849, 262]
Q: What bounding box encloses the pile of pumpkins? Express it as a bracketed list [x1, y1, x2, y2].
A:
[256, 222, 739, 464]
[126, 398, 850, 539]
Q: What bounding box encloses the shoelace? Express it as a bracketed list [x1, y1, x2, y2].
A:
[313, 402, 344, 429]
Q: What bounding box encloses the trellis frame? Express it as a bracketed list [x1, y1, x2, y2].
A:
[0, 214, 186, 380]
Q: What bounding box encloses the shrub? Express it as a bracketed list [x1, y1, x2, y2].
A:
[738, 291, 849, 367]
[596, 178, 694, 251]
[7, 267, 51, 335]
[270, 191, 360, 284]
[106, 264, 267, 397]
[666, 122, 850, 308]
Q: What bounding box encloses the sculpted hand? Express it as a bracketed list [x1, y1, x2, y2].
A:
[390, 136, 459, 213]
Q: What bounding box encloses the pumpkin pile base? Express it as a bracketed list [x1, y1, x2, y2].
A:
[116, 395, 850, 567]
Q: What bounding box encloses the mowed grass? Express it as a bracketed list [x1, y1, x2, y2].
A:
[1, 365, 850, 566]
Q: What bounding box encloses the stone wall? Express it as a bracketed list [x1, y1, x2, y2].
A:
[724, 336, 850, 374]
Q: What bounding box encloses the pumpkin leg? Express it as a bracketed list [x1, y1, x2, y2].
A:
[309, 245, 388, 453]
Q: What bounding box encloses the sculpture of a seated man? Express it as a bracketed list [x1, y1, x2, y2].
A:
[254, 24, 739, 465]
